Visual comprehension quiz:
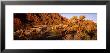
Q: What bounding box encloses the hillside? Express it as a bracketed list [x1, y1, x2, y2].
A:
[14, 13, 69, 31]
[14, 13, 97, 40]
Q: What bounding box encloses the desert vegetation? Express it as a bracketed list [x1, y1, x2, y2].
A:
[14, 13, 97, 40]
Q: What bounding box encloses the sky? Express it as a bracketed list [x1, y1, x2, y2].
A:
[60, 13, 97, 23]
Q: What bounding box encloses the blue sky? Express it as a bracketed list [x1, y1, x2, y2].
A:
[60, 13, 97, 23]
